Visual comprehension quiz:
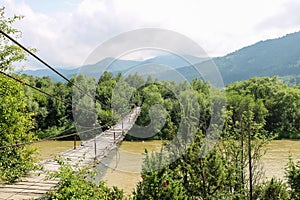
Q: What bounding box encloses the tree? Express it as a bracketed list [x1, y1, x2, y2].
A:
[0, 74, 37, 182]
[22, 75, 74, 138]
[96, 71, 116, 109]
[226, 76, 300, 139]
[224, 92, 269, 199]
[72, 74, 102, 138]
[0, 7, 27, 71]
[134, 80, 270, 199]
[0, 7, 37, 183]
[111, 77, 134, 120]
[285, 158, 300, 199]
[132, 84, 167, 139]
[134, 130, 233, 200]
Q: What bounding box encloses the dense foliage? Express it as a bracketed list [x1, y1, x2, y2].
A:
[0, 74, 37, 183]
[134, 97, 267, 199]
[6, 70, 300, 141]
[132, 77, 300, 199]
[0, 8, 37, 183]
[226, 77, 300, 139]
[45, 157, 124, 200]
[23, 75, 74, 138]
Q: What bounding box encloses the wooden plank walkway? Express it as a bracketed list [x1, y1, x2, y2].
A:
[0, 107, 141, 200]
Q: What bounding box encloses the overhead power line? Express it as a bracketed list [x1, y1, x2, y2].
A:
[0, 29, 117, 152]
[0, 29, 71, 83]
[0, 29, 107, 108]
[0, 70, 99, 116]
[0, 71, 70, 106]
[0, 124, 108, 150]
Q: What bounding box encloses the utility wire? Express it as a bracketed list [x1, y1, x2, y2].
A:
[0, 29, 71, 84]
[0, 30, 119, 153]
[0, 71, 70, 106]
[0, 125, 107, 150]
[0, 29, 107, 108]
[0, 70, 98, 116]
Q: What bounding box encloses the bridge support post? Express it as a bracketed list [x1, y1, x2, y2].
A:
[74, 135, 76, 149]
[94, 136, 97, 160]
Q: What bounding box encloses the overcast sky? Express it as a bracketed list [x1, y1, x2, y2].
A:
[2, 0, 300, 69]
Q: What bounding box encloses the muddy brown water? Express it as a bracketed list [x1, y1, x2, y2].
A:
[31, 140, 80, 160]
[32, 139, 300, 194]
[262, 140, 300, 180]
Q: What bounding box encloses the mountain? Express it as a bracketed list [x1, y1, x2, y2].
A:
[77, 57, 141, 79]
[23, 57, 141, 82]
[22, 55, 208, 81]
[141, 54, 208, 68]
[23, 31, 300, 85]
[23, 68, 79, 82]
[214, 31, 300, 84]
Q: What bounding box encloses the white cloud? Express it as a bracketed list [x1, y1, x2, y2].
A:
[255, 0, 300, 33]
[2, 0, 300, 69]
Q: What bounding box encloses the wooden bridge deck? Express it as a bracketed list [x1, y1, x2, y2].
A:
[0, 107, 140, 200]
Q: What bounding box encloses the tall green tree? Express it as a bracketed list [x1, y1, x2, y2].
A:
[0, 74, 37, 182]
[0, 7, 37, 183]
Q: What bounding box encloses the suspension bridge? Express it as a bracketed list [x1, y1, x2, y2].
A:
[0, 107, 141, 200]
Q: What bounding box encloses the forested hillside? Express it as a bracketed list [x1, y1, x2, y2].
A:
[215, 31, 300, 84]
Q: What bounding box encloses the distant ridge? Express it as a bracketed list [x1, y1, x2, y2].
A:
[214, 31, 300, 84]
[23, 31, 300, 85]
[22, 54, 207, 82]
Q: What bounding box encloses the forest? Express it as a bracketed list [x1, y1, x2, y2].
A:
[1, 7, 300, 200]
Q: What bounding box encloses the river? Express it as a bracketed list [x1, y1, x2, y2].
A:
[32, 139, 300, 194]
[262, 140, 300, 179]
[31, 140, 80, 160]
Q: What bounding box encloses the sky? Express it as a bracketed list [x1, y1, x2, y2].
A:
[2, 0, 300, 69]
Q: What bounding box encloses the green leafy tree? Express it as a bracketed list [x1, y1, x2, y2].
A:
[226, 76, 300, 139]
[224, 92, 269, 199]
[0, 7, 27, 71]
[0, 74, 37, 183]
[72, 74, 103, 139]
[96, 71, 117, 109]
[134, 80, 270, 199]
[0, 8, 38, 183]
[22, 75, 74, 138]
[111, 77, 134, 120]
[134, 131, 233, 200]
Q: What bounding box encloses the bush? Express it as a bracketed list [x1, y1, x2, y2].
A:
[45, 157, 124, 200]
[285, 158, 300, 200]
[253, 178, 290, 200]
